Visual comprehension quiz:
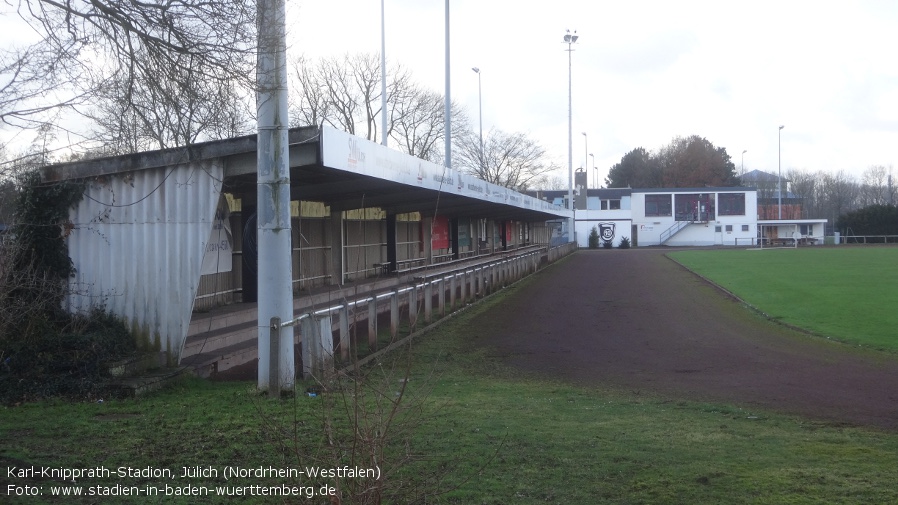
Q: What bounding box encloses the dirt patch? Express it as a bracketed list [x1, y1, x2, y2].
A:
[468, 248, 898, 431]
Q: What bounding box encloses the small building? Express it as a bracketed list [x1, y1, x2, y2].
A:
[528, 186, 761, 247]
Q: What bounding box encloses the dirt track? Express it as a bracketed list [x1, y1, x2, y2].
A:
[467, 249, 898, 431]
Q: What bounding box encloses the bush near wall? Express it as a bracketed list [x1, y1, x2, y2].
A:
[836, 204, 898, 235]
[0, 170, 136, 404]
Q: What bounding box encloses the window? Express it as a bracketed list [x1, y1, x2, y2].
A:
[609, 199, 621, 210]
[674, 194, 715, 221]
[725, 225, 733, 232]
[742, 225, 750, 232]
[800, 224, 814, 235]
[715, 226, 722, 232]
[645, 194, 672, 216]
[718, 193, 746, 216]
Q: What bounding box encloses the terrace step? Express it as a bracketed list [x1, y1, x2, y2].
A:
[106, 367, 193, 397]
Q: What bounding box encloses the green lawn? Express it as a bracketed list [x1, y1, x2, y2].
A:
[668, 246, 898, 351]
[4, 258, 898, 504]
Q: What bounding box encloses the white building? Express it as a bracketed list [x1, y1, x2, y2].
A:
[530, 186, 826, 248]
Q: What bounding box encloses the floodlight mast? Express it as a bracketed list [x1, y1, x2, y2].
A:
[564, 29, 578, 243]
[256, 0, 294, 393]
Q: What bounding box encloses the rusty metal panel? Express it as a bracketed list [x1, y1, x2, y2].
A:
[65, 161, 223, 361]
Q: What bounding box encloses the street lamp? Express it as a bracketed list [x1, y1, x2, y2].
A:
[582, 131, 588, 171]
[778, 125, 784, 219]
[472, 67, 483, 170]
[589, 153, 595, 188]
[741, 149, 747, 177]
[564, 29, 579, 242]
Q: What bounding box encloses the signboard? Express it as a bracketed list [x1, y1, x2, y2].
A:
[320, 126, 568, 217]
[431, 215, 449, 250]
[201, 197, 233, 275]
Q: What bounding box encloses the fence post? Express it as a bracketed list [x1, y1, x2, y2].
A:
[368, 298, 378, 351]
[424, 280, 433, 323]
[339, 306, 350, 361]
[390, 290, 399, 338]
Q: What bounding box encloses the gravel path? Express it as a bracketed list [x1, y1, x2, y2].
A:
[467, 249, 898, 431]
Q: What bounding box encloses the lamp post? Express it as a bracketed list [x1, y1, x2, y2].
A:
[741, 149, 747, 177]
[582, 131, 588, 173]
[589, 153, 595, 188]
[778, 125, 784, 219]
[564, 29, 578, 242]
[380, 0, 387, 146]
[472, 67, 483, 170]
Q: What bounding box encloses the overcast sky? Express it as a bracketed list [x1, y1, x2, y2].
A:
[290, 0, 897, 186]
[2, 1, 895, 187]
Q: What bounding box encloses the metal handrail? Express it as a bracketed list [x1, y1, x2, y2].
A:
[278, 246, 553, 329]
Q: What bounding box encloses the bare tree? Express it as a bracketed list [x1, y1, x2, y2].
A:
[859, 165, 891, 207]
[291, 53, 413, 142]
[455, 128, 560, 191]
[290, 52, 470, 165]
[1, 0, 255, 132]
[817, 170, 860, 225]
[88, 69, 254, 154]
[786, 169, 819, 219]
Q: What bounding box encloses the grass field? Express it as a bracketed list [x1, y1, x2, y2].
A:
[667, 246, 898, 351]
[4, 265, 898, 504]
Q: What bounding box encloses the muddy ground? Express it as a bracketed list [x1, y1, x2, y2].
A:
[467, 248, 898, 431]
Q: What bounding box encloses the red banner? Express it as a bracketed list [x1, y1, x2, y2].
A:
[432, 215, 449, 250]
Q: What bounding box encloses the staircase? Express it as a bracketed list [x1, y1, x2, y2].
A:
[659, 220, 693, 244]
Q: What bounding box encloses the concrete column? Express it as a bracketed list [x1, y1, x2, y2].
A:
[339, 306, 349, 361]
[437, 279, 445, 316]
[422, 216, 433, 265]
[409, 285, 418, 332]
[302, 315, 333, 380]
[450, 218, 460, 260]
[329, 211, 344, 285]
[386, 213, 398, 272]
[368, 298, 378, 351]
[449, 274, 457, 310]
[424, 281, 433, 323]
[390, 291, 399, 338]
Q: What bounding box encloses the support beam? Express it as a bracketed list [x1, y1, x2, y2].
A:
[386, 213, 398, 272]
[330, 211, 344, 285]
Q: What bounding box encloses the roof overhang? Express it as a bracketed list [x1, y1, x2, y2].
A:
[41, 126, 569, 223]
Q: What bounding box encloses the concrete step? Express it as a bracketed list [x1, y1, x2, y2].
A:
[183, 331, 303, 378]
[106, 352, 168, 377]
[188, 305, 257, 337]
[107, 367, 193, 397]
[183, 320, 259, 357]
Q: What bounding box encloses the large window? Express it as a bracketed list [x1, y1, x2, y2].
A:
[644, 194, 672, 216]
[674, 194, 715, 222]
[718, 193, 746, 216]
[601, 199, 621, 210]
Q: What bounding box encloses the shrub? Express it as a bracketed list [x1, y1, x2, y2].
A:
[618, 236, 631, 249]
[588, 226, 600, 249]
[602, 239, 613, 249]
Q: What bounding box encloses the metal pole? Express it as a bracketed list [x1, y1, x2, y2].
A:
[741, 149, 747, 177]
[564, 30, 578, 243]
[778, 125, 784, 219]
[589, 153, 595, 188]
[582, 132, 588, 174]
[473, 67, 483, 169]
[444, 0, 451, 169]
[381, 0, 387, 146]
[256, 0, 294, 392]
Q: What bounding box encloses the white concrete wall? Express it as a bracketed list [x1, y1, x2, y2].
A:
[66, 160, 223, 361]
